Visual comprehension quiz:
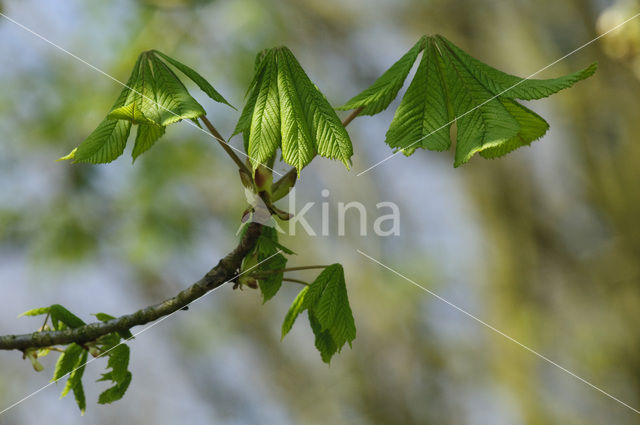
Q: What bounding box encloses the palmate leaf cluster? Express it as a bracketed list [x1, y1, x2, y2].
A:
[339, 35, 597, 166]
[60, 50, 232, 164]
[233, 47, 354, 173]
[19, 306, 133, 414]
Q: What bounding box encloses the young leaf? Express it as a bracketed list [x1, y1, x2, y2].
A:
[98, 344, 132, 404]
[281, 286, 309, 338]
[153, 50, 234, 108]
[338, 36, 426, 115]
[52, 343, 84, 382]
[236, 47, 354, 172]
[280, 263, 356, 363]
[276, 48, 317, 172]
[18, 306, 50, 317]
[279, 48, 353, 169]
[49, 304, 86, 330]
[308, 310, 338, 363]
[132, 124, 166, 161]
[248, 50, 281, 168]
[61, 349, 88, 415]
[148, 54, 207, 126]
[386, 38, 452, 155]
[256, 253, 287, 302]
[436, 35, 598, 100]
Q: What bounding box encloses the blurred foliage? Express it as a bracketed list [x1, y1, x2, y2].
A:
[1, 0, 640, 424]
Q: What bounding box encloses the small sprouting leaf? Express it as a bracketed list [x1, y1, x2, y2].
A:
[98, 372, 132, 404]
[18, 306, 50, 317]
[153, 49, 234, 108]
[97, 344, 132, 404]
[61, 349, 88, 415]
[281, 286, 309, 338]
[49, 304, 86, 330]
[338, 36, 426, 115]
[52, 343, 84, 381]
[271, 169, 296, 202]
[256, 253, 287, 302]
[255, 226, 295, 258]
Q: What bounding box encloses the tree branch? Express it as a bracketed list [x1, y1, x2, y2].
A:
[0, 223, 264, 352]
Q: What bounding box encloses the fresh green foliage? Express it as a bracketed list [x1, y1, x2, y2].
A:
[234, 47, 354, 173]
[60, 50, 232, 164]
[97, 343, 132, 404]
[20, 304, 86, 330]
[60, 348, 88, 415]
[337, 36, 426, 115]
[281, 264, 356, 363]
[19, 306, 133, 413]
[16, 36, 596, 414]
[241, 226, 294, 301]
[340, 35, 596, 166]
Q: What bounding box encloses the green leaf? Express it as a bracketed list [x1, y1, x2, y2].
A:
[279, 48, 354, 169]
[148, 54, 207, 126]
[386, 38, 452, 155]
[308, 310, 338, 363]
[107, 103, 158, 125]
[281, 286, 309, 338]
[436, 35, 597, 100]
[132, 124, 166, 161]
[255, 226, 295, 258]
[257, 253, 287, 302]
[338, 36, 426, 115]
[71, 118, 132, 164]
[437, 37, 522, 166]
[98, 344, 132, 404]
[98, 372, 132, 404]
[279, 263, 356, 363]
[153, 50, 234, 108]
[49, 304, 86, 330]
[248, 50, 281, 168]
[52, 343, 84, 381]
[61, 349, 88, 415]
[479, 98, 549, 158]
[276, 48, 317, 172]
[18, 306, 50, 317]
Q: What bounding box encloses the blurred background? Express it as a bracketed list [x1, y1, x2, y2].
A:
[1, 0, 640, 423]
